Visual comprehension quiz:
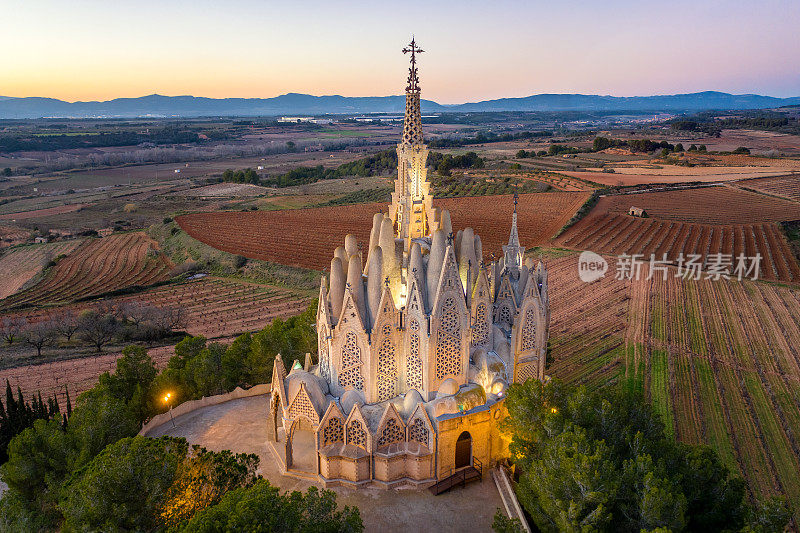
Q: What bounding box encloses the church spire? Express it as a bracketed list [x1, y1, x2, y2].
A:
[401, 38, 424, 146]
[389, 38, 432, 248]
[503, 190, 524, 273]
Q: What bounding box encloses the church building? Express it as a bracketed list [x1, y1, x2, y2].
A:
[267, 40, 550, 487]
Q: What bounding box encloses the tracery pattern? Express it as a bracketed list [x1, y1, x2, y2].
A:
[521, 308, 536, 351]
[338, 332, 364, 391]
[377, 417, 405, 449]
[319, 326, 330, 381]
[377, 336, 397, 402]
[408, 417, 429, 447]
[407, 331, 423, 391]
[435, 297, 462, 380]
[473, 302, 489, 346]
[498, 304, 512, 328]
[289, 391, 318, 424]
[347, 419, 367, 449]
[322, 416, 343, 447]
[516, 363, 537, 383]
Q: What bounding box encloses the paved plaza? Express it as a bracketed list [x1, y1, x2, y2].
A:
[148, 395, 504, 532]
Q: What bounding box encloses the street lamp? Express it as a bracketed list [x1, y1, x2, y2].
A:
[164, 392, 175, 428]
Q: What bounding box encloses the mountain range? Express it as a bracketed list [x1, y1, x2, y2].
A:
[1, 91, 798, 119]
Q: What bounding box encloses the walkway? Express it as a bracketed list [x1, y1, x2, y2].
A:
[147, 394, 504, 532]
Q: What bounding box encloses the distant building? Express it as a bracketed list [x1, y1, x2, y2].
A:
[279, 116, 314, 123]
[629, 206, 648, 217]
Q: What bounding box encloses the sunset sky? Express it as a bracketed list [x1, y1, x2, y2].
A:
[4, 0, 799, 103]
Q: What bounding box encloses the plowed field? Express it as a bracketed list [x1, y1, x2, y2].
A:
[555, 214, 800, 282]
[593, 186, 800, 224]
[0, 232, 173, 311]
[176, 192, 590, 270]
[0, 240, 84, 299]
[738, 174, 800, 202]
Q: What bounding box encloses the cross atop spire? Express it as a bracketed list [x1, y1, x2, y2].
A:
[403, 37, 424, 92]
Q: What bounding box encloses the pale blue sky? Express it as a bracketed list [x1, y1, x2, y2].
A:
[3, 0, 799, 101]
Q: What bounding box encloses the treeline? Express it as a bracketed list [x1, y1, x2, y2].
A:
[0, 302, 185, 356]
[428, 130, 552, 148]
[500, 379, 791, 532]
[222, 149, 485, 188]
[427, 151, 484, 176]
[0, 302, 350, 531]
[0, 382, 69, 463]
[670, 111, 800, 136]
[0, 127, 222, 153]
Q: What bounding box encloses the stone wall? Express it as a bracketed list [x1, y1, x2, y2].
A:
[139, 383, 271, 436]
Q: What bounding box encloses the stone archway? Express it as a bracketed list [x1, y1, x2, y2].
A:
[455, 431, 472, 469]
[287, 416, 317, 474]
[269, 393, 283, 442]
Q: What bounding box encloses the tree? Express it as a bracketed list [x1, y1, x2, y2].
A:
[502, 380, 774, 532]
[182, 479, 363, 533]
[78, 308, 118, 352]
[688, 144, 698, 151]
[699, 144, 707, 152]
[2, 167, 11, 177]
[492, 509, 525, 533]
[593, 136, 612, 151]
[516, 149, 529, 158]
[60, 436, 188, 531]
[674, 143, 685, 152]
[53, 309, 80, 341]
[23, 320, 56, 357]
[0, 317, 27, 344]
[59, 436, 260, 531]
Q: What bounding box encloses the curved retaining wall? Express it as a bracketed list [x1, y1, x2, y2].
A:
[139, 383, 271, 436]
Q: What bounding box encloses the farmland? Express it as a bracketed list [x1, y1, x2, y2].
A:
[626, 271, 800, 521]
[738, 174, 800, 202]
[543, 251, 800, 520]
[546, 254, 630, 390]
[556, 213, 800, 282]
[590, 186, 800, 224]
[0, 232, 173, 311]
[0, 239, 84, 299]
[176, 191, 591, 270]
[0, 276, 311, 407]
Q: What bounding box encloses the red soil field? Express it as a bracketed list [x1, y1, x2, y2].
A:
[593, 186, 800, 224]
[737, 174, 800, 202]
[0, 202, 91, 220]
[0, 232, 173, 311]
[555, 213, 800, 282]
[176, 192, 590, 270]
[558, 170, 773, 187]
[0, 277, 311, 409]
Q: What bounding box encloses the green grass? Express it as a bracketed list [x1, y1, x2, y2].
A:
[685, 281, 708, 356]
[693, 358, 737, 469]
[742, 372, 800, 520]
[650, 349, 674, 438]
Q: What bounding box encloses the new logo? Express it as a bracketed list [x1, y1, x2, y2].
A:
[578, 251, 608, 283]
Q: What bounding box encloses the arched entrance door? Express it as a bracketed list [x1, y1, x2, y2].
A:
[288, 417, 317, 474]
[455, 431, 472, 469]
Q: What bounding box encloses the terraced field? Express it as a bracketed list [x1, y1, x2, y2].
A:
[0, 239, 83, 299]
[0, 232, 173, 311]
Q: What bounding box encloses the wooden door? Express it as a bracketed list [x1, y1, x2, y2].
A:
[455, 431, 472, 469]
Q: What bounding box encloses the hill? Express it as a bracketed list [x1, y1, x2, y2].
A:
[2, 91, 800, 119]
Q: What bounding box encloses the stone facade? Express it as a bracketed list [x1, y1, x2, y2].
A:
[267, 40, 550, 487]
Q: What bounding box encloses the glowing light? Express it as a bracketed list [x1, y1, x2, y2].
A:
[164, 393, 172, 403]
[550, 407, 558, 414]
